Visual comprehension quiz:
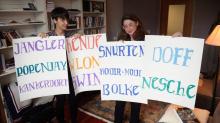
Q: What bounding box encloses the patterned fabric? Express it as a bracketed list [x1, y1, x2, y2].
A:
[80, 94, 168, 123]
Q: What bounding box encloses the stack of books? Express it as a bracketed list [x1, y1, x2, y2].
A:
[46, 0, 55, 12]
[0, 30, 21, 48]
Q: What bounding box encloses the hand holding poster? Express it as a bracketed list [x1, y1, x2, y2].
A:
[66, 34, 106, 94]
[142, 35, 204, 109]
[100, 41, 148, 104]
[13, 36, 69, 101]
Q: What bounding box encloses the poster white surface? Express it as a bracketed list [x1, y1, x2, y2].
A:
[142, 35, 204, 109]
[100, 41, 148, 104]
[66, 34, 107, 94]
[13, 36, 69, 101]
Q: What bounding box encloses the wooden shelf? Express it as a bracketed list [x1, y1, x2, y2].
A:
[68, 11, 81, 14]
[66, 28, 81, 31]
[84, 26, 105, 30]
[0, 22, 45, 27]
[0, 10, 43, 13]
[83, 11, 104, 15]
[0, 46, 13, 50]
[0, 68, 16, 78]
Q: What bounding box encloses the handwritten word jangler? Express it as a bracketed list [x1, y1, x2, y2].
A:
[14, 39, 65, 55]
[16, 61, 67, 77]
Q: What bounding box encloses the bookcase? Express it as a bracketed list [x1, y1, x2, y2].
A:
[0, 0, 106, 122]
[48, 0, 106, 35]
[0, 0, 48, 122]
[82, 0, 106, 34]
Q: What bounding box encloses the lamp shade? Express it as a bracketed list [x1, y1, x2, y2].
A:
[206, 25, 220, 46]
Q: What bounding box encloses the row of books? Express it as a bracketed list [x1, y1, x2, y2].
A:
[46, 0, 55, 12]
[83, 16, 104, 28]
[83, 0, 104, 12]
[84, 28, 103, 35]
[68, 16, 81, 29]
[0, 54, 14, 74]
[0, 30, 21, 48]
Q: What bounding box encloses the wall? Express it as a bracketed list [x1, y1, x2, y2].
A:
[107, 0, 220, 39]
[192, 0, 220, 38]
[106, 0, 123, 41]
[123, 0, 160, 35]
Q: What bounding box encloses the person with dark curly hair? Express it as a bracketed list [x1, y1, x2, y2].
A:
[114, 14, 146, 123]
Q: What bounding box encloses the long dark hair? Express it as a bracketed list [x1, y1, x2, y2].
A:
[118, 14, 146, 41]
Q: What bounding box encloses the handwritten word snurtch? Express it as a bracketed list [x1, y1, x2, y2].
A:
[99, 44, 144, 58]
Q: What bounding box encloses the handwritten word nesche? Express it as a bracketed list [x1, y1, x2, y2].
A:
[142, 46, 196, 99]
[14, 38, 67, 94]
[100, 44, 144, 96]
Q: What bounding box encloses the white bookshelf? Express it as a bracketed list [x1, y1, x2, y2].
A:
[82, 0, 106, 34]
[0, 0, 48, 122]
[49, 0, 106, 35]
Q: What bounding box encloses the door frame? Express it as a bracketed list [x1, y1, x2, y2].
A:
[160, 0, 193, 36]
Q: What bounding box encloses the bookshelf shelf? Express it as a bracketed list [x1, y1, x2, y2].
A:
[83, 12, 104, 15]
[0, 10, 43, 13]
[66, 28, 81, 31]
[0, 46, 13, 50]
[0, 22, 45, 27]
[0, 68, 16, 78]
[68, 11, 81, 14]
[84, 26, 105, 30]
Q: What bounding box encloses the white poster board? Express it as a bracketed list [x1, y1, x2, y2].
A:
[13, 36, 69, 101]
[100, 41, 148, 104]
[66, 34, 107, 94]
[143, 35, 204, 109]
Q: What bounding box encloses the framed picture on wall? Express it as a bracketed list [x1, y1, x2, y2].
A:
[91, 1, 104, 12]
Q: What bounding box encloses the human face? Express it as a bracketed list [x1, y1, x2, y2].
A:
[54, 17, 69, 31]
[123, 19, 138, 36]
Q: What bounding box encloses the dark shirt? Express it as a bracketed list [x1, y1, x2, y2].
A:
[118, 31, 145, 41]
[47, 30, 74, 37]
[46, 30, 74, 79]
